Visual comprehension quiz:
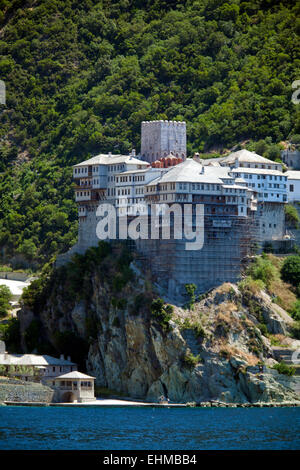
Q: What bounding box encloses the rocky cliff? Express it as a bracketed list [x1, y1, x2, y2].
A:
[18, 244, 300, 404]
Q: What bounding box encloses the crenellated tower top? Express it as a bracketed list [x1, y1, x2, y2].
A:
[141, 120, 186, 164]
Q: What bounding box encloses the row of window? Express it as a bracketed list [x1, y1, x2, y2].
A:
[116, 174, 146, 183]
[239, 163, 280, 170]
[74, 167, 88, 174]
[240, 173, 286, 181]
[108, 164, 125, 172]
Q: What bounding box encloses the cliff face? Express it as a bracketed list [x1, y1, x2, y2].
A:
[18, 247, 300, 404]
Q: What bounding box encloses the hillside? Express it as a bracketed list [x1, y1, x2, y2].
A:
[9, 244, 300, 403]
[0, 0, 299, 267]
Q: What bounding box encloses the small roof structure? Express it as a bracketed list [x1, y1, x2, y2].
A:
[285, 170, 300, 180]
[234, 177, 247, 184]
[73, 154, 149, 168]
[220, 149, 279, 166]
[53, 371, 95, 380]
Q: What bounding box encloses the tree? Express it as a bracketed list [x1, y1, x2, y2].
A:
[281, 256, 300, 287]
[0, 285, 12, 318]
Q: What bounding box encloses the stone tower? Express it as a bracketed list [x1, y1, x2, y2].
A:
[141, 120, 186, 163]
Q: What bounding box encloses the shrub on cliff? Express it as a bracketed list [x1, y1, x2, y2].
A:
[272, 362, 296, 376]
[281, 256, 300, 287]
[285, 205, 300, 228]
[247, 256, 278, 288]
[151, 298, 173, 331]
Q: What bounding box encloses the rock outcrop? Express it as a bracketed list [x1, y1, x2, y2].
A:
[18, 254, 300, 404]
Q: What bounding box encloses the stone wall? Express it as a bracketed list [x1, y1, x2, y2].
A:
[0, 271, 30, 281]
[0, 378, 57, 403]
[141, 120, 186, 163]
[256, 202, 285, 241]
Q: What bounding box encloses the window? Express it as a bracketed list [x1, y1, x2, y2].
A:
[290, 184, 294, 192]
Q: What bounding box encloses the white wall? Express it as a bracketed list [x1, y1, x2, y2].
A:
[287, 178, 300, 202]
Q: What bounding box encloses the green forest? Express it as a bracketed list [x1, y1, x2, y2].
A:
[0, 0, 299, 268]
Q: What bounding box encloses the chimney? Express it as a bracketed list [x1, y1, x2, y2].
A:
[131, 149, 136, 157]
[60, 354, 64, 361]
[200, 166, 205, 174]
[67, 356, 71, 362]
[108, 152, 112, 157]
[193, 152, 201, 163]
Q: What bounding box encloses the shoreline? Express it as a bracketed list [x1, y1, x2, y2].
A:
[2, 398, 300, 408]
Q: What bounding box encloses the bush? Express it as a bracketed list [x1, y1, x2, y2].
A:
[0, 318, 21, 353]
[272, 362, 296, 376]
[247, 256, 277, 287]
[184, 283, 197, 309]
[0, 284, 12, 318]
[258, 323, 268, 336]
[290, 301, 300, 321]
[281, 256, 300, 287]
[151, 298, 173, 331]
[291, 321, 300, 340]
[183, 352, 201, 369]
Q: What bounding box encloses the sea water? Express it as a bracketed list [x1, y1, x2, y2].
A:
[0, 406, 299, 450]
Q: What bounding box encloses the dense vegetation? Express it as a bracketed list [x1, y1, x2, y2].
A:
[0, 284, 12, 317]
[0, 0, 299, 267]
[240, 253, 300, 341]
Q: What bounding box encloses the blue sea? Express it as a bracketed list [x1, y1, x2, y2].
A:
[0, 406, 299, 450]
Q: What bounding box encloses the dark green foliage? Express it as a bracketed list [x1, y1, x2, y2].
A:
[258, 323, 268, 336]
[0, 284, 12, 317]
[263, 242, 274, 253]
[290, 300, 300, 321]
[151, 298, 173, 330]
[247, 255, 277, 287]
[183, 352, 201, 369]
[272, 361, 296, 376]
[281, 256, 300, 287]
[291, 321, 300, 340]
[0, 318, 21, 353]
[0, 1, 299, 266]
[184, 283, 197, 309]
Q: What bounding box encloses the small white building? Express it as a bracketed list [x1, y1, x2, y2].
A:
[48, 370, 95, 403]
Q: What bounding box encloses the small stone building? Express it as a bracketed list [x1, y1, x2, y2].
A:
[48, 371, 95, 403]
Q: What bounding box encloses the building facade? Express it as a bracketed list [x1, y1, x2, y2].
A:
[0, 352, 77, 383]
[56, 123, 288, 298]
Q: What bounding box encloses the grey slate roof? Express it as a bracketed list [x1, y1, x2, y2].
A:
[146, 159, 232, 186]
[73, 154, 149, 167]
[0, 354, 76, 366]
